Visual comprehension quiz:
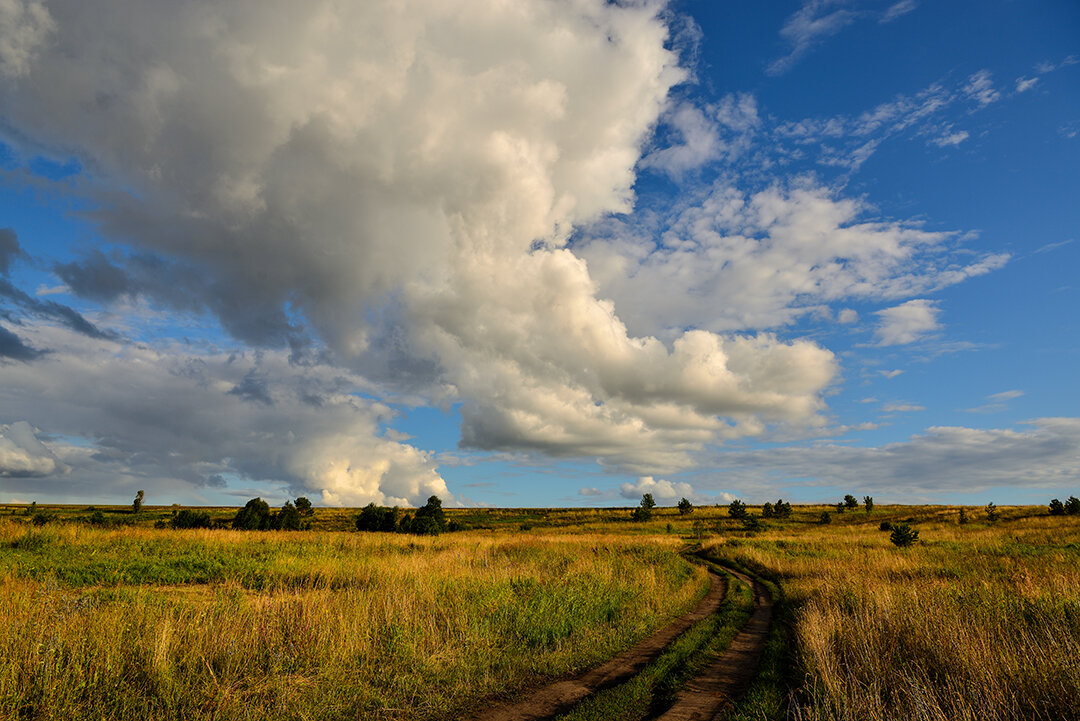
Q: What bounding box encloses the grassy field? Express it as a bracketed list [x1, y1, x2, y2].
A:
[0, 514, 705, 720]
[3, 501, 1079, 720]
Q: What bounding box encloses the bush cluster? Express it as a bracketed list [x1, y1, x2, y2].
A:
[232, 497, 314, 531]
[761, 499, 792, 519]
[1049, 496, 1080, 516]
[355, 495, 454, 535]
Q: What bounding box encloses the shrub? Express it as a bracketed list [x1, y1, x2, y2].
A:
[132, 489, 144, 514]
[1067, 496, 1080, 515]
[31, 511, 54, 526]
[863, 496, 874, 513]
[773, 499, 792, 518]
[835, 502, 846, 514]
[890, 522, 920, 547]
[274, 501, 303, 530]
[818, 511, 831, 525]
[728, 499, 748, 520]
[1049, 498, 1066, 516]
[233, 497, 273, 530]
[406, 495, 447, 535]
[958, 507, 968, 525]
[631, 493, 656, 522]
[88, 510, 107, 526]
[741, 515, 762, 532]
[677, 497, 694, 515]
[171, 509, 212, 529]
[879, 521, 892, 531]
[844, 494, 859, 510]
[356, 503, 400, 532]
[985, 502, 999, 523]
[761, 502, 775, 519]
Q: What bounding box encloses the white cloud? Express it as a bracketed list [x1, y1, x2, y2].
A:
[879, 369, 903, 379]
[837, 308, 858, 324]
[579, 182, 1002, 337]
[767, 1, 856, 76]
[0, 421, 66, 477]
[932, 130, 969, 147]
[964, 69, 1000, 107]
[880, 0, 917, 24]
[620, 475, 694, 500]
[1015, 77, 1038, 93]
[882, 402, 924, 413]
[0, 0, 53, 78]
[0, 323, 448, 506]
[874, 299, 940, 346]
[988, 389, 1023, 402]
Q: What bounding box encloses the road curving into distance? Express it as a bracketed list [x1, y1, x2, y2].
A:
[461, 551, 774, 721]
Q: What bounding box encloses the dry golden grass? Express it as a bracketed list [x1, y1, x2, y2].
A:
[707, 509, 1080, 721]
[0, 522, 706, 720]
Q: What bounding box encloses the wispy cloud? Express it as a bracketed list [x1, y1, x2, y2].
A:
[874, 299, 940, 346]
[767, 1, 857, 76]
[880, 0, 918, 24]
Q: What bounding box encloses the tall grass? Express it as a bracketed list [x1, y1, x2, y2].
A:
[0, 522, 705, 720]
[707, 511, 1080, 721]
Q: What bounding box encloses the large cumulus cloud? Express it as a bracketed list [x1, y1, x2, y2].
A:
[0, 0, 841, 478]
[0, 323, 448, 505]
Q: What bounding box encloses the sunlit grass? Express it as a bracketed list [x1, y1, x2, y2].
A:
[0, 521, 706, 720]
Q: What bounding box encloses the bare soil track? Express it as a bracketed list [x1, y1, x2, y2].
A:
[461, 557, 774, 721]
[462, 568, 728, 721]
[651, 564, 773, 721]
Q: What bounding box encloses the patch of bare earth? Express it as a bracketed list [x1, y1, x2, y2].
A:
[462, 569, 728, 721]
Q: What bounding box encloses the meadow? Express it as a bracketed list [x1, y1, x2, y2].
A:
[2, 501, 1079, 720]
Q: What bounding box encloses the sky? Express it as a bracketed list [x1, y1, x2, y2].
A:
[0, 0, 1078, 509]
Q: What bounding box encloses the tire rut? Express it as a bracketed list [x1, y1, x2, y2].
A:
[649, 564, 774, 721]
[461, 567, 728, 721]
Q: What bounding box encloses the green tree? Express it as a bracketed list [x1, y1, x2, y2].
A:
[631, 493, 656, 522]
[741, 515, 762, 532]
[132, 489, 144, 514]
[773, 499, 792, 518]
[294, 496, 313, 517]
[728, 499, 748, 520]
[985, 502, 999, 523]
[677, 497, 694, 515]
[275, 500, 303, 530]
[844, 494, 859, 510]
[408, 495, 447, 535]
[835, 502, 846, 514]
[761, 502, 775, 519]
[818, 511, 831, 524]
[232, 497, 272, 530]
[1049, 498, 1066, 516]
[1066, 496, 1080, 515]
[890, 522, 920, 547]
[863, 496, 874, 513]
[171, 509, 212, 529]
[958, 507, 969, 525]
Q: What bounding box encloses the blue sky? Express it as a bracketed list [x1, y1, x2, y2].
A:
[0, 0, 1077, 508]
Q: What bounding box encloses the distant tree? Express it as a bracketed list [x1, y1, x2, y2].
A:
[835, 502, 846, 514]
[232, 497, 273, 530]
[761, 502, 775, 519]
[132, 490, 145, 514]
[294, 497, 313, 517]
[677, 497, 694, 515]
[958, 507, 969, 525]
[844, 494, 859, 510]
[1049, 498, 1066, 516]
[409, 495, 447, 535]
[818, 511, 831, 525]
[890, 522, 920, 547]
[863, 496, 874, 513]
[985, 502, 999, 523]
[274, 500, 303, 530]
[631, 493, 656, 522]
[773, 499, 792, 518]
[728, 499, 748, 520]
[1066, 497, 1080, 516]
[171, 509, 213, 529]
[741, 515, 762, 532]
[26, 501, 36, 515]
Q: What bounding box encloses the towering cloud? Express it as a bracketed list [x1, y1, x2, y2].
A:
[0, 0, 841, 488]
